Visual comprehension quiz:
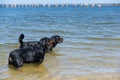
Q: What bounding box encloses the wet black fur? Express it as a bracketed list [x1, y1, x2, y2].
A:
[8, 37, 51, 68]
[18, 34, 63, 51]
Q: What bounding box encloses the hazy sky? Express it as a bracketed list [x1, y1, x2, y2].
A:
[0, 0, 120, 4]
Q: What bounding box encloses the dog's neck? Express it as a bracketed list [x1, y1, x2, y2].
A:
[53, 41, 58, 48]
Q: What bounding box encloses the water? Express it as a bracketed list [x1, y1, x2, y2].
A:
[0, 6, 120, 80]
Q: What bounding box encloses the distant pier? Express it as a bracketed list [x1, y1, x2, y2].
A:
[0, 3, 118, 8]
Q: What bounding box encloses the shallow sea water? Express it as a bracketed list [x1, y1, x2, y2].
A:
[0, 6, 120, 80]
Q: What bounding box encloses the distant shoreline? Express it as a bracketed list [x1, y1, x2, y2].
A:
[0, 3, 120, 8]
[0, 3, 120, 5]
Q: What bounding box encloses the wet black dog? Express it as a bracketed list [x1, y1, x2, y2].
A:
[8, 37, 53, 68]
[49, 35, 63, 51]
[18, 34, 63, 51]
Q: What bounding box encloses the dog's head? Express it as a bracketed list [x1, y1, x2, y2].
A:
[8, 56, 23, 68]
[50, 35, 63, 48]
[37, 37, 54, 51]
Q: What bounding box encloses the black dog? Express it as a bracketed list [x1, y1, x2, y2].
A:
[18, 34, 63, 51]
[49, 35, 63, 51]
[8, 37, 53, 68]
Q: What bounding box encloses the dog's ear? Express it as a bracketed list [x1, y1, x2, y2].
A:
[53, 36, 60, 43]
[51, 35, 60, 42]
[56, 37, 60, 42]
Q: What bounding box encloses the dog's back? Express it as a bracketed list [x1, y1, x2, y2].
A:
[18, 34, 38, 48]
[20, 41, 38, 48]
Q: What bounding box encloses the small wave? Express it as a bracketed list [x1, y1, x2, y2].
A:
[95, 22, 116, 24]
[85, 37, 120, 41]
[20, 22, 32, 26]
[29, 29, 75, 35]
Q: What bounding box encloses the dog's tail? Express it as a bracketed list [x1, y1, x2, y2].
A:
[18, 34, 24, 46]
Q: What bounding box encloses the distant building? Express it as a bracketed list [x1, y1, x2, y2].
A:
[92, 4, 95, 8]
[98, 4, 102, 8]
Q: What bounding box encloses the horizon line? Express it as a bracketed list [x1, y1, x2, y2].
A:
[0, 3, 120, 5]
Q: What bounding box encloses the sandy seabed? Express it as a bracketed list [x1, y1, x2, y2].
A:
[2, 72, 120, 80]
[63, 73, 120, 80]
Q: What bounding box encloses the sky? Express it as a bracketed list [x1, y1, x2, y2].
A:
[0, 0, 120, 4]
